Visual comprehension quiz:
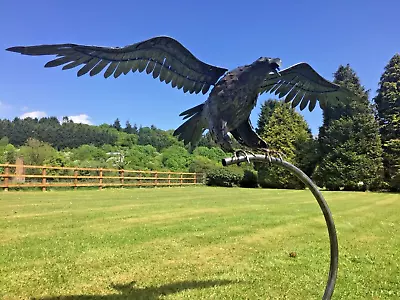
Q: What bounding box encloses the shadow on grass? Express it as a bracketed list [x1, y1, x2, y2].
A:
[33, 279, 236, 299]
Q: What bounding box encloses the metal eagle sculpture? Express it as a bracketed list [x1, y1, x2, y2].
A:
[6, 36, 352, 156]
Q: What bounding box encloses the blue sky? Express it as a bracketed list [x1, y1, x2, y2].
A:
[1, 0, 399, 135]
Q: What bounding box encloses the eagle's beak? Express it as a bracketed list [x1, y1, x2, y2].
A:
[270, 58, 282, 67]
[269, 58, 282, 76]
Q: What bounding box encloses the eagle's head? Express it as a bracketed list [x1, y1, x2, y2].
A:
[255, 57, 282, 76]
[256, 57, 281, 70]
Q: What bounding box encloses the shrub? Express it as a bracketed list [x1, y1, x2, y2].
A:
[258, 165, 305, 189]
[240, 169, 258, 188]
[189, 156, 216, 173]
[206, 167, 243, 187]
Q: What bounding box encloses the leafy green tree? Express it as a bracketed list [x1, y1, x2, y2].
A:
[189, 156, 218, 173]
[19, 138, 57, 166]
[256, 100, 313, 189]
[71, 144, 108, 162]
[0, 143, 16, 164]
[192, 146, 226, 162]
[161, 145, 192, 171]
[115, 131, 138, 148]
[0, 137, 9, 147]
[124, 145, 162, 170]
[138, 126, 180, 151]
[315, 64, 383, 190]
[373, 54, 400, 191]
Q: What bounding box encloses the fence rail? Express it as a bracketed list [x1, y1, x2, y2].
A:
[0, 163, 203, 191]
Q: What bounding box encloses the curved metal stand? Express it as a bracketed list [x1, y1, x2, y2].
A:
[222, 155, 338, 300]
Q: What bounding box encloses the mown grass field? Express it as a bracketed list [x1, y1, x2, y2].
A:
[0, 187, 399, 299]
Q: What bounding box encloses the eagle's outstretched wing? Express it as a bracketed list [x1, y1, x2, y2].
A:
[6, 36, 227, 95]
[259, 63, 353, 111]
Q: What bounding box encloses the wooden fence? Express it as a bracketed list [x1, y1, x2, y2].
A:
[0, 163, 204, 191]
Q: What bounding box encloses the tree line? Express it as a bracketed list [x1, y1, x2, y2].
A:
[0, 54, 399, 191]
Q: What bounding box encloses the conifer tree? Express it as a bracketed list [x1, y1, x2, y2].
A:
[256, 100, 314, 189]
[315, 65, 383, 190]
[256, 99, 279, 134]
[112, 118, 122, 131]
[373, 54, 400, 191]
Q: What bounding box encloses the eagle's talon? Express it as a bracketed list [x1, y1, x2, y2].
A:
[257, 148, 285, 165]
[233, 149, 255, 165]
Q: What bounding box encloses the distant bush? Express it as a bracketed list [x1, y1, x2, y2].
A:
[240, 169, 258, 188]
[189, 156, 216, 174]
[258, 166, 305, 190]
[206, 167, 243, 187]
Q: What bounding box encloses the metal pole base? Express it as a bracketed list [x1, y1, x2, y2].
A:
[222, 154, 338, 300]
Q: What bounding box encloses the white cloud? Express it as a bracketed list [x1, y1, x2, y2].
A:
[20, 111, 48, 119]
[18, 110, 93, 125]
[67, 114, 93, 125]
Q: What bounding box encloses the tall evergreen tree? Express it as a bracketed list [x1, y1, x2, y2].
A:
[315, 65, 383, 191]
[256, 99, 279, 134]
[124, 120, 134, 134]
[112, 118, 122, 131]
[373, 54, 400, 191]
[256, 100, 314, 189]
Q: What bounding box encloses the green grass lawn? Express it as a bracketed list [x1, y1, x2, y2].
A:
[0, 187, 399, 299]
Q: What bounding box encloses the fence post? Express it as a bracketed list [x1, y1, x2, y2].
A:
[4, 164, 9, 191]
[42, 167, 47, 192]
[194, 173, 197, 185]
[168, 173, 171, 187]
[180, 173, 183, 186]
[99, 168, 103, 190]
[139, 172, 142, 187]
[155, 171, 158, 187]
[120, 169, 124, 186]
[74, 169, 78, 190]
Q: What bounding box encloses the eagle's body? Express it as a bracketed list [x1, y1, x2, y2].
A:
[179, 59, 274, 152]
[6, 36, 352, 153]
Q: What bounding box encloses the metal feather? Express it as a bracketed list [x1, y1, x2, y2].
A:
[299, 95, 310, 111]
[202, 83, 210, 94]
[270, 81, 283, 93]
[45, 55, 78, 68]
[121, 61, 134, 75]
[104, 61, 119, 78]
[176, 76, 185, 90]
[146, 60, 156, 74]
[159, 66, 169, 82]
[77, 57, 101, 77]
[170, 73, 179, 88]
[90, 60, 110, 76]
[284, 86, 299, 103]
[318, 94, 328, 109]
[130, 60, 140, 73]
[193, 82, 203, 94]
[137, 60, 148, 73]
[182, 77, 192, 90]
[291, 92, 304, 108]
[165, 70, 174, 84]
[308, 94, 318, 111]
[113, 64, 125, 78]
[152, 63, 162, 79]
[62, 56, 91, 70]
